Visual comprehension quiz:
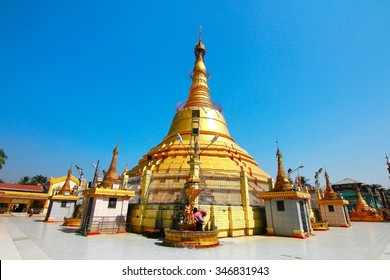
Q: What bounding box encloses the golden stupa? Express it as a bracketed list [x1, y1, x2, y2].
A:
[58, 167, 73, 195]
[316, 171, 350, 227]
[99, 144, 120, 189]
[258, 148, 313, 238]
[126, 31, 271, 237]
[350, 188, 383, 222]
[45, 167, 79, 223]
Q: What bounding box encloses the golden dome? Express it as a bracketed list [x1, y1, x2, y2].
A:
[127, 34, 270, 205]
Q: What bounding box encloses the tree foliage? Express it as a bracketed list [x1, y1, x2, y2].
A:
[300, 176, 312, 187]
[17, 175, 48, 185]
[0, 149, 8, 170]
[18, 176, 31, 185]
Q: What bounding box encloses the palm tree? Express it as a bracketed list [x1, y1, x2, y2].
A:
[300, 176, 312, 187]
[30, 175, 48, 185]
[18, 176, 31, 185]
[0, 149, 8, 170]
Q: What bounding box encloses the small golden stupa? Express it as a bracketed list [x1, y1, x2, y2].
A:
[99, 145, 120, 189]
[317, 171, 350, 227]
[58, 167, 73, 195]
[80, 144, 135, 235]
[44, 167, 79, 223]
[126, 30, 271, 237]
[350, 188, 383, 222]
[259, 148, 314, 238]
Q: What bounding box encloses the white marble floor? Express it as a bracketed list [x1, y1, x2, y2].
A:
[1, 214, 390, 260]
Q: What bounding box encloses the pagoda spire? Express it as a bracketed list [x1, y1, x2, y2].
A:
[274, 148, 294, 191]
[99, 144, 119, 189]
[323, 171, 338, 200]
[184, 27, 214, 109]
[59, 166, 72, 195]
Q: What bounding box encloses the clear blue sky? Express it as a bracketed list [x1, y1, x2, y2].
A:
[1, 1, 389, 188]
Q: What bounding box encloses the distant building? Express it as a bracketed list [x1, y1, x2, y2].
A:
[0, 183, 48, 214]
[332, 178, 388, 211]
[0, 173, 81, 215]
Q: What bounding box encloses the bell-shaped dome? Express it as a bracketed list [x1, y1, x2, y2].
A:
[127, 34, 270, 206]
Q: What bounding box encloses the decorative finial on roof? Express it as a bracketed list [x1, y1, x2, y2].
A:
[274, 146, 294, 192]
[184, 28, 213, 109]
[59, 165, 72, 195]
[99, 143, 119, 189]
[323, 171, 338, 200]
[194, 28, 206, 60]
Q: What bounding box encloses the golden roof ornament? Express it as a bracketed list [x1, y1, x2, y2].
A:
[184, 26, 214, 109]
[323, 171, 339, 200]
[273, 148, 294, 191]
[58, 166, 72, 195]
[99, 144, 119, 189]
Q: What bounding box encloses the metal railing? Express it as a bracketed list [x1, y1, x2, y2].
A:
[86, 215, 126, 234]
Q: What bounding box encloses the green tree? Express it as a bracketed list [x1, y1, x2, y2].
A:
[30, 175, 48, 185]
[300, 176, 312, 187]
[0, 149, 8, 170]
[18, 176, 31, 185]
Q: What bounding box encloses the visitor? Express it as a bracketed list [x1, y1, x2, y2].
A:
[29, 208, 33, 217]
[193, 207, 204, 231]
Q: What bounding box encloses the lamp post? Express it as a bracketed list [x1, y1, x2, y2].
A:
[314, 168, 323, 189]
[176, 109, 219, 223]
[287, 165, 304, 182]
[91, 160, 100, 188]
[386, 154, 390, 182]
[74, 164, 84, 195]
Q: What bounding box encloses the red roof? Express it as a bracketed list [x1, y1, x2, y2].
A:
[0, 183, 46, 193]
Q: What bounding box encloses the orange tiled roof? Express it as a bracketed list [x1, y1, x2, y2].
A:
[0, 183, 46, 193]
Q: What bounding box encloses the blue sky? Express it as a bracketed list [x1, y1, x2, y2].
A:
[1, 1, 389, 188]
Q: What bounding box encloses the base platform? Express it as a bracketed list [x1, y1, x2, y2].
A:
[163, 228, 219, 248]
[312, 222, 329, 231]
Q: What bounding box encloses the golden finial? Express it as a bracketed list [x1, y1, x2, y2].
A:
[194, 26, 206, 60]
[184, 28, 213, 109]
[99, 143, 119, 189]
[58, 165, 72, 195]
[274, 147, 294, 191]
[323, 171, 338, 200]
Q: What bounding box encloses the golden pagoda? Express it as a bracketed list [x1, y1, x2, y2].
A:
[350, 188, 383, 222]
[99, 145, 120, 189]
[259, 148, 314, 238]
[44, 167, 79, 223]
[126, 31, 271, 237]
[317, 171, 350, 227]
[80, 144, 135, 235]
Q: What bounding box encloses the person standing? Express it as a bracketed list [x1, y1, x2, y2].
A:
[193, 207, 204, 231]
